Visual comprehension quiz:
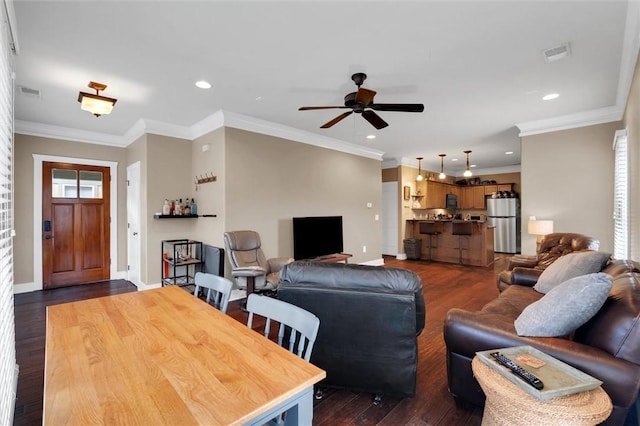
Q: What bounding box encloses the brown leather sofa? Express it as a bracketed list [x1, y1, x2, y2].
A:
[497, 233, 600, 292]
[444, 259, 640, 425]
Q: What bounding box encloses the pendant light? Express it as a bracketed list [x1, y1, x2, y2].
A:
[78, 81, 117, 117]
[463, 150, 473, 177]
[438, 154, 446, 179]
[416, 157, 424, 181]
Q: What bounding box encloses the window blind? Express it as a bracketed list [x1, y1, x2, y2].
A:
[613, 129, 629, 260]
[0, 2, 16, 424]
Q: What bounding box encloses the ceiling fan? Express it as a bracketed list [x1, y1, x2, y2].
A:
[298, 73, 424, 130]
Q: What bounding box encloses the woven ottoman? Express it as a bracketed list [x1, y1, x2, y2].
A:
[472, 357, 612, 426]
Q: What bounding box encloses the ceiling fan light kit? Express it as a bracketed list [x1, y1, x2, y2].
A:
[299, 73, 424, 129]
[78, 81, 117, 117]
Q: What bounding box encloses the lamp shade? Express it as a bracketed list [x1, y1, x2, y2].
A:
[77, 81, 117, 117]
[528, 219, 553, 236]
[78, 92, 117, 116]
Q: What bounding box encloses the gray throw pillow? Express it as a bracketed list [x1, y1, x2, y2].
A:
[534, 251, 610, 294]
[515, 273, 612, 337]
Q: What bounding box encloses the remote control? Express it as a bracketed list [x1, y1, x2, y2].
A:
[490, 352, 544, 390]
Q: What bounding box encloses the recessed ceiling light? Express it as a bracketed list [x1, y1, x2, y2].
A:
[505, 151, 514, 155]
[366, 134, 376, 140]
[542, 93, 559, 101]
[451, 158, 458, 162]
[195, 80, 212, 89]
[470, 164, 477, 168]
[255, 96, 264, 101]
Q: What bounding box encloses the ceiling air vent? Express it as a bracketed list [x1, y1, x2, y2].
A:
[542, 43, 571, 63]
[18, 86, 41, 99]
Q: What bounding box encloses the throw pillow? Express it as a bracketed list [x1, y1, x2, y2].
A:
[534, 251, 610, 294]
[515, 272, 612, 337]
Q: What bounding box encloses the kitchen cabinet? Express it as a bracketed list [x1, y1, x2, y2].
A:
[484, 185, 497, 195]
[460, 186, 486, 209]
[425, 181, 448, 208]
[498, 184, 513, 192]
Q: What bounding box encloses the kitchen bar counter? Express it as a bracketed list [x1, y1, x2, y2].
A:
[407, 220, 494, 266]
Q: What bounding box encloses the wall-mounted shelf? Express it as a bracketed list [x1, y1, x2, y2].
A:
[153, 214, 217, 219]
[154, 214, 199, 219]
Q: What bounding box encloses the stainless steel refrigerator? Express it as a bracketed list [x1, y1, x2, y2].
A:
[487, 198, 520, 253]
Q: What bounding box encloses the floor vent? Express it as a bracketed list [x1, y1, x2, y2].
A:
[543, 43, 571, 63]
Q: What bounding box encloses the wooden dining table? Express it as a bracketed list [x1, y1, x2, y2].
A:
[43, 285, 326, 425]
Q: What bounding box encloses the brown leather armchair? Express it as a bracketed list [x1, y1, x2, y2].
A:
[496, 233, 600, 292]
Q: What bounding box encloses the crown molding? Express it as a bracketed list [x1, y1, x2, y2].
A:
[455, 165, 521, 176]
[516, 105, 624, 137]
[517, 1, 639, 138]
[15, 120, 125, 146]
[15, 109, 384, 161]
[219, 110, 384, 160]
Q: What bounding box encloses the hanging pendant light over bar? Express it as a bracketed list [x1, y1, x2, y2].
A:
[438, 154, 446, 179]
[416, 157, 424, 181]
[463, 150, 473, 177]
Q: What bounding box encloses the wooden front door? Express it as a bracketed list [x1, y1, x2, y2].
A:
[42, 162, 111, 289]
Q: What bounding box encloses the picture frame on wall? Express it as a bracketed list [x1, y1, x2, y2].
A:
[403, 185, 411, 201]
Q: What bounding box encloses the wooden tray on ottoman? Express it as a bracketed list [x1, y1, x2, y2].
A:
[476, 345, 602, 400]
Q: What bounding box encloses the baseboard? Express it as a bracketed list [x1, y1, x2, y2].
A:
[13, 282, 40, 294]
[359, 257, 385, 266]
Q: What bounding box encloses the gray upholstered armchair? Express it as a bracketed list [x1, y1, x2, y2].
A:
[223, 230, 293, 297]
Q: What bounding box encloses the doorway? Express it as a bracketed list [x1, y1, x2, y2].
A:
[42, 161, 111, 288]
[126, 162, 141, 287]
[382, 182, 399, 256]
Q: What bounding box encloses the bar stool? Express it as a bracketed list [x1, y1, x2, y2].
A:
[452, 221, 473, 265]
[418, 221, 439, 260]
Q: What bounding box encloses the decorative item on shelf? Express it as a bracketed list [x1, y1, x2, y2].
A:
[438, 154, 446, 179]
[190, 198, 197, 215]
[415, 157, 424, 181]
[77, 81, 117, 117]
[162, 199, 170, 215]
[463, 150, 472, 177]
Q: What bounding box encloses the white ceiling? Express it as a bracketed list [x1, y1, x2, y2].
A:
[9, 1, 638, 175]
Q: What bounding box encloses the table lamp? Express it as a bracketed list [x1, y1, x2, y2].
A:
[528, 217, 554, 253]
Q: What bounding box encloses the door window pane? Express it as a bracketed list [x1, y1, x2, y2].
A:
[79, 171, 103, 199]
[52, 169, 77, 198]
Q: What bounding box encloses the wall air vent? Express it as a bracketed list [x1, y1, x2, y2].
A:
[543, 43, 571, 63]
[18, 86, 41, 99]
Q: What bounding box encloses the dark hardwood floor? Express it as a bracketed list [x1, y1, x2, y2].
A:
[13, 256, 506, 425]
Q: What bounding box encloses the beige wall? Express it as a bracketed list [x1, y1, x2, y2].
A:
[224, 128, 382, 265]
[14, 134, 128, 286]
[623, 53, 640, 261]
[521, 122, 621, 255]
[144, 134, 196, 285]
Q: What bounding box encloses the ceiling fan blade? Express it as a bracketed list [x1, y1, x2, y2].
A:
[362, 110, 389, 129]
[355, 88, 376, 106]
[320, 111, 353, 128]
[299, 106, 350, 111]
[369, 103, 424, 112]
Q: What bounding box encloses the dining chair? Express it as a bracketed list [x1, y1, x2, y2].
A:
[194, 272, 233, 314]
[246, 294, 320, 362]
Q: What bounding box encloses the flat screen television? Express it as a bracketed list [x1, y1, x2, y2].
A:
[293, 216, 343, 260]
